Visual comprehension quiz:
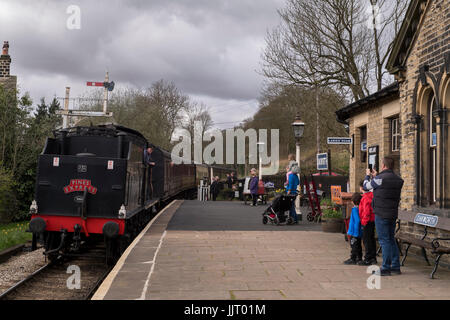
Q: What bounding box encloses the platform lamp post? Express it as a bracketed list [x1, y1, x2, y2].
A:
[257, 141, 265, 180]
[292, 113, 305, 220]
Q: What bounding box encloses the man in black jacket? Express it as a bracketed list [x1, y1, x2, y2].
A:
[211, 176, 220, 201]
[363, 156, 404, 276]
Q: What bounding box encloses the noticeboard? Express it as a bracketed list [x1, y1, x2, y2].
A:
[317, 153, 328, 171]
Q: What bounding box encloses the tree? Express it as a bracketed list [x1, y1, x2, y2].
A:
[77, 80, 191, 150]
[241, 83, 348, 174]
[262, 0, 408, 100]
[368, 0, 408, 90]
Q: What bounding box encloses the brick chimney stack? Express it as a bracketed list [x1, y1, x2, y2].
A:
[0, 41, 11, 78]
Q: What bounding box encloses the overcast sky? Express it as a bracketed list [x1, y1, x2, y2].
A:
[0, 0, 285, 129]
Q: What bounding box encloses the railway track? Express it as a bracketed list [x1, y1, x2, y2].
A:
[0, 249, 112, 300]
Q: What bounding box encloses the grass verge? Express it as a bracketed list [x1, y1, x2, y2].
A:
[0, 221, 31, 252]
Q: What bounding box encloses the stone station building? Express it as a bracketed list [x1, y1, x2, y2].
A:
[336, 0, 449, 264]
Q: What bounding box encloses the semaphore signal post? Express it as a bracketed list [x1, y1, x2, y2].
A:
[57, 71, 115, 128]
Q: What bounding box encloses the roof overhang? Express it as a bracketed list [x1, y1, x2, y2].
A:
[335, 83, 399, 123]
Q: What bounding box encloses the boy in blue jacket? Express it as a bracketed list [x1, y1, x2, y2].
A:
[344, 192, 363, 265]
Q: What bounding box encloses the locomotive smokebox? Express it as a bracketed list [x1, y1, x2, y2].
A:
[103, 221, 120, 238]
[29, 217, 46, 234]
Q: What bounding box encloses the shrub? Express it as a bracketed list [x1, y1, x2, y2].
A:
[320, 197, 333, 207]
[322, 207, 342, 219]
[0, 168, 18, 224]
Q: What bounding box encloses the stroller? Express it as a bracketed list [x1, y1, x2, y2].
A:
[262, 194, 297, 225]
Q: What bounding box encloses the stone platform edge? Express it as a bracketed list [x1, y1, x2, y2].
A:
[91, 199, 184, 300]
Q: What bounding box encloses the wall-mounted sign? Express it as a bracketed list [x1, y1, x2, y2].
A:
[414, 213, 438, 227]
[368, 145, 379, 172]
[331, 185, 342, 205]
[317, 153, 328, 171]
[327, 137, 353, 145]
[361, 141, 367, 152]
[432, 133, 437, 146]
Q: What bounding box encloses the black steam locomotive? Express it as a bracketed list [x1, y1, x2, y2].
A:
[28, 124, 233, 263]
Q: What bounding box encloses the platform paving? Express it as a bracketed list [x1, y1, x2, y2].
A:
[93, 200, 450, 300]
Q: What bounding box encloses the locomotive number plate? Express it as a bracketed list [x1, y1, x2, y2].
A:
[77, 165, 87, 173]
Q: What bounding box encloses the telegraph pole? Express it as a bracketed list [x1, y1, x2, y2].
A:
[103, 71, 109, 114]
[63, 87, 70, 128]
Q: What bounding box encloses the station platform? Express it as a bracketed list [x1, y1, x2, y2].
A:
[92, 200, 450, 300]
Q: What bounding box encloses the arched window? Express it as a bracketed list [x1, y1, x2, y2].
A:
[428, 94, 438, 204]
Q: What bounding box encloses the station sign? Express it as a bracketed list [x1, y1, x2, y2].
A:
[327, 137, 353, 145]
[414, 213, 438, 227]
[317, 153, 328, 171]
[361, 141, 367, 151]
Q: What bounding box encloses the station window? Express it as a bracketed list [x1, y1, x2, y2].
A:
[391, 117, 401, 152]
[360, 126, 367, 163]
[429, 95, 438, 203]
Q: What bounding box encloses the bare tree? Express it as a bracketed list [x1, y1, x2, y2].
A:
[368, 0, 408, 91]
[262, 0, 372, 101]
[184, 102, 213, 139]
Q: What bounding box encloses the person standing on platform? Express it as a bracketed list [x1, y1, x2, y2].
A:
[226, 174, 232, 188]
[229, 172, 238, 201]
[249, 168, 259, 206]
[285, 165, 299, 224]
[144, 146, 156, 199]
[363, 156, 404, 276]
[211, 176, 220, 201]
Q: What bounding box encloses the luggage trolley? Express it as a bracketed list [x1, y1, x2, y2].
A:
[302, 174, 322, 222]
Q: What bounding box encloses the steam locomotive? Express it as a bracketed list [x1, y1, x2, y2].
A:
[28, 124, 233, 263]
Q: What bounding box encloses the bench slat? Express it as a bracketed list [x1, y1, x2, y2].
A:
[396, 234, 434, 249]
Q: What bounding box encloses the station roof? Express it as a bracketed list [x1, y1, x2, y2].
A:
[335, 83, 399, 123]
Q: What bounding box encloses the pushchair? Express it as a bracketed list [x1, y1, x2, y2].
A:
[262, 194, 297, 225]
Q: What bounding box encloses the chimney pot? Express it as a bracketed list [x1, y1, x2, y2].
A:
[2, 41, 9, 56]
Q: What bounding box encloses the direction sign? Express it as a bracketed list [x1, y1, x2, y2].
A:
[317, 153, 328, 171]
[327, 137, 353, 145]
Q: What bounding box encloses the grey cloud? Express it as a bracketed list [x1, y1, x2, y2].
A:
[1, 0, 284, 103]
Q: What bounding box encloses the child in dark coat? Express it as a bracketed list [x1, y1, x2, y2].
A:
[344, 192, 363, 265]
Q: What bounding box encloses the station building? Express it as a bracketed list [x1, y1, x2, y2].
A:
[336, 0, 449, 262]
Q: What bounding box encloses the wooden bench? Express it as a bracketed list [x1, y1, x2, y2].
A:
[395, 211, 450, 279]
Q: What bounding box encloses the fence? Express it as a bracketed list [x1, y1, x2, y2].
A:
[198, 185, 210, 201]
